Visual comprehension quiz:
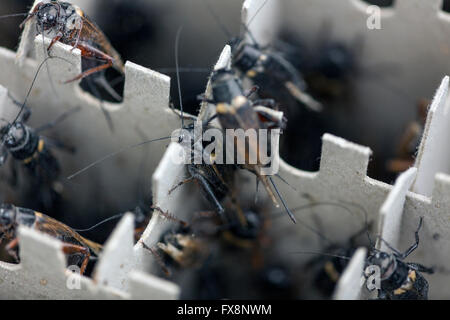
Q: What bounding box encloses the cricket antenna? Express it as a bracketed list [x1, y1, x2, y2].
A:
[135, 128, 152, 203]
[156, 67, 210, 74]
[271, 201, 374, 245]
[73, 213, 125, 232]
[338, 200, 374, 249]
[275, 173, 297, 192]
[290, 250, 352, 261]
[269, 176, 296, 224]
[40, 20, 59, 104]
[203, 0, 233, 39]
[175, 26, 184, 135]
[11, 54, 74, 124]
[67, 135, 172, 180]
[12, 56, 52, 124]
[247, 0, 270, 28]
[240, 0, 270, 48]
[67, 34, 187, 180]
[366, 216, 374, 248]
[0, 13, 29, 20]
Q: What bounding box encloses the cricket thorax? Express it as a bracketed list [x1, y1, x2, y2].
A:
[211, 70, 244, 104]
[233, 43, 261, 74]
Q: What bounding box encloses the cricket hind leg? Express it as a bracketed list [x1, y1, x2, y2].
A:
[80, 53, 124, 103]
[64, 42, 115, 83]
[62, 243, 91, 275]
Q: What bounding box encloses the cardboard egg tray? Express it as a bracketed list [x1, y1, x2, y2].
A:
[0, 0, 450, 299]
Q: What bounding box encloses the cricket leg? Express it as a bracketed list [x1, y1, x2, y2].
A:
[6, 238, 20, 262]
[252, 98, 277, 108]
[168, 177, 195, 195]
[151, 206, 188, 227]
[140, 241, 171, 276]
[62, 243, 90, 275]
[70, 22, 83, 52]
[285, 81, 323, 112]
[64, 43, 114, 83]
[245, 85, 260, 98]
[399, 217, 423, 259]
[47, 33, 63, 53]
[65, 61, 113, 83]
[408, 263, 434, 274]
[196, 93, 215, 104]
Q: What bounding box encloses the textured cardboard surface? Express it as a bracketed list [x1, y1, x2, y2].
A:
[1, 0, 450, 299]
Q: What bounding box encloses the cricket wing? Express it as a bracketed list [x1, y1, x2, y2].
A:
[79, 15, 125, 73]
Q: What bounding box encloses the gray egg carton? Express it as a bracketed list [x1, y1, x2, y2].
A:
[0, 0, 449, 299]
